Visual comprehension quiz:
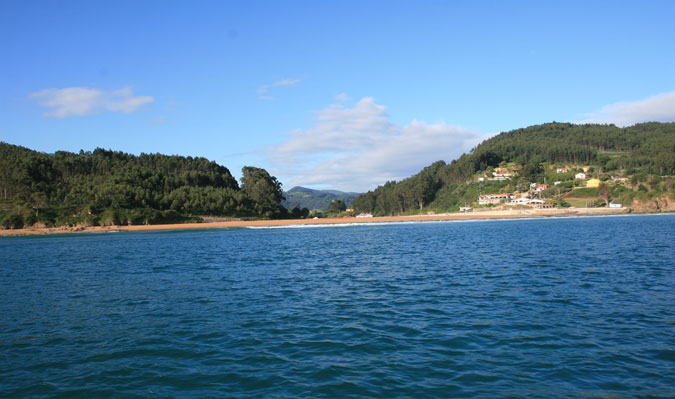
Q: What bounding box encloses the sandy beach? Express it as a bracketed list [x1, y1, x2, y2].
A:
[0, 207, 632, 237]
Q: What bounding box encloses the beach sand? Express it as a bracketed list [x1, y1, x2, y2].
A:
[0, 207, 631, 237]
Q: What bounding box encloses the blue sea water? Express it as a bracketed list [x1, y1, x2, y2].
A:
[0, 215, 674, 398]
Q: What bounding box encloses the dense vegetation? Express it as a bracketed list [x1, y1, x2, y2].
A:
[3, 122, 674, 228]
[282, 186, 361, 211]
[352, 122, 675, 215]
[0, 143, 286, 228]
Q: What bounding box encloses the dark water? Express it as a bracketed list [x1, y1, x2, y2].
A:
[1, 215, 674, 398]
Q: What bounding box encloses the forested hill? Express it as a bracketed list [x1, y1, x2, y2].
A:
[352, 122, 675, 215]
[282, 186, 361, 211]
[0, 143, 285, 227]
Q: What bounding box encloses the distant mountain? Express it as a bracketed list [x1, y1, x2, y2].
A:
[282, 186, 362, 211]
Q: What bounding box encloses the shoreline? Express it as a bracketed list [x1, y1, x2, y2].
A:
[0, 207, 639, 237]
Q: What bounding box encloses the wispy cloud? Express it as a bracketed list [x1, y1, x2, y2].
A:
[257, 78, 300, 100]
[264, 97, 485, 192]
[334, 93, 350, 102]
[580, 91, 675, 127]
[29, 87, 154, 118]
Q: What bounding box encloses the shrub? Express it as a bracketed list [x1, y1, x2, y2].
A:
[2, 213, 25, 229]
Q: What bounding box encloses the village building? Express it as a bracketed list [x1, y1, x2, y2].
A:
[529, 183, 550, 192]
[586, 178, 600, 188]
[556, 167, 569, 173]
[575, 173, 587, 179]
[509, 197, 554, 208]
[554, 181, 562, 185]
[491, 170, 512, 180]
[478, 193, 516, 205]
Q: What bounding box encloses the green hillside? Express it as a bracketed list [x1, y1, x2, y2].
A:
[0, 143, 285, 228]
[282, 186, 361, 211]
[352, 122, 675, 215]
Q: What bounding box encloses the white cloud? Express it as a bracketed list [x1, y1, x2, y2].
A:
[334, 93, 350, 102]
[265, 97, 485, 192]
[580, 91, 675, 127]
[257, 78, 300, 100]
[29, 87, 154, 118]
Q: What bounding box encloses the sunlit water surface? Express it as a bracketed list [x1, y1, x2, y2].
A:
[1, 215, 674, 398]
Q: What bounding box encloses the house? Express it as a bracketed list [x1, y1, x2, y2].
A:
[510, 198, 545, 206]
[556, 167, 569, 173]
[494, 167, 509, 174]
[586, 178, 600, 188]
[575, 173, 586, 179]
[478, 193, 516, 205]
[491, 171, 512, 180]
[529, 183, 549, 192]
[613, 177, 628, 183]
[580, 166, 591, 172]
[356, 213, 373, 218]
[477, 177, 485, 182]
[554, 181, 562, 186]
[459, 206, 472, 212]
[609, 203, 622, 208]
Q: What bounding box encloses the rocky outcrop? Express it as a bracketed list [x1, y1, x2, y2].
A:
[631, 195, 675, 213]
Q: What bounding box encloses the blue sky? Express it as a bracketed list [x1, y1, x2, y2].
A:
[1, 1, 674, 191]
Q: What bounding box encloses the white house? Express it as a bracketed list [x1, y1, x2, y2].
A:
[510, 198, 544, 206]
[478, 193, 516, 205]
[575, 173, 586, 179]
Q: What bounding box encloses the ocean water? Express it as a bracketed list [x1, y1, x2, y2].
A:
[0, 215, 674, 398]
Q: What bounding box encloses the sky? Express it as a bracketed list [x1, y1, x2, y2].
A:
[1, 1, 674, 192]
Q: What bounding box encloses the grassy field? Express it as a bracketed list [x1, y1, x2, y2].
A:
[565, 198, 594, 208]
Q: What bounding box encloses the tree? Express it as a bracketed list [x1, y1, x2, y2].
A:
[240, 166, 284, 218]
[326, 199, 346, 213]
[520, 159, 544, 182]
[647, 175, 662, 192]
[598, 183, 610, 206]
[31, 192, 48, 219]
[290, 206, 309, 219]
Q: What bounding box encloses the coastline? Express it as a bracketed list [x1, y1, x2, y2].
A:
[0, 207, 635, 237]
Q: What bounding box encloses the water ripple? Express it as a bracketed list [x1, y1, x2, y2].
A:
[0, 215, 674, 398]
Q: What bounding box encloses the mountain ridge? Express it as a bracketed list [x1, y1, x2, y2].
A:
[282, 186, 361, 211]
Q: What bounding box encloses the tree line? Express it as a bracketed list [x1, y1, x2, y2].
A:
[0, 143, 288, 227]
